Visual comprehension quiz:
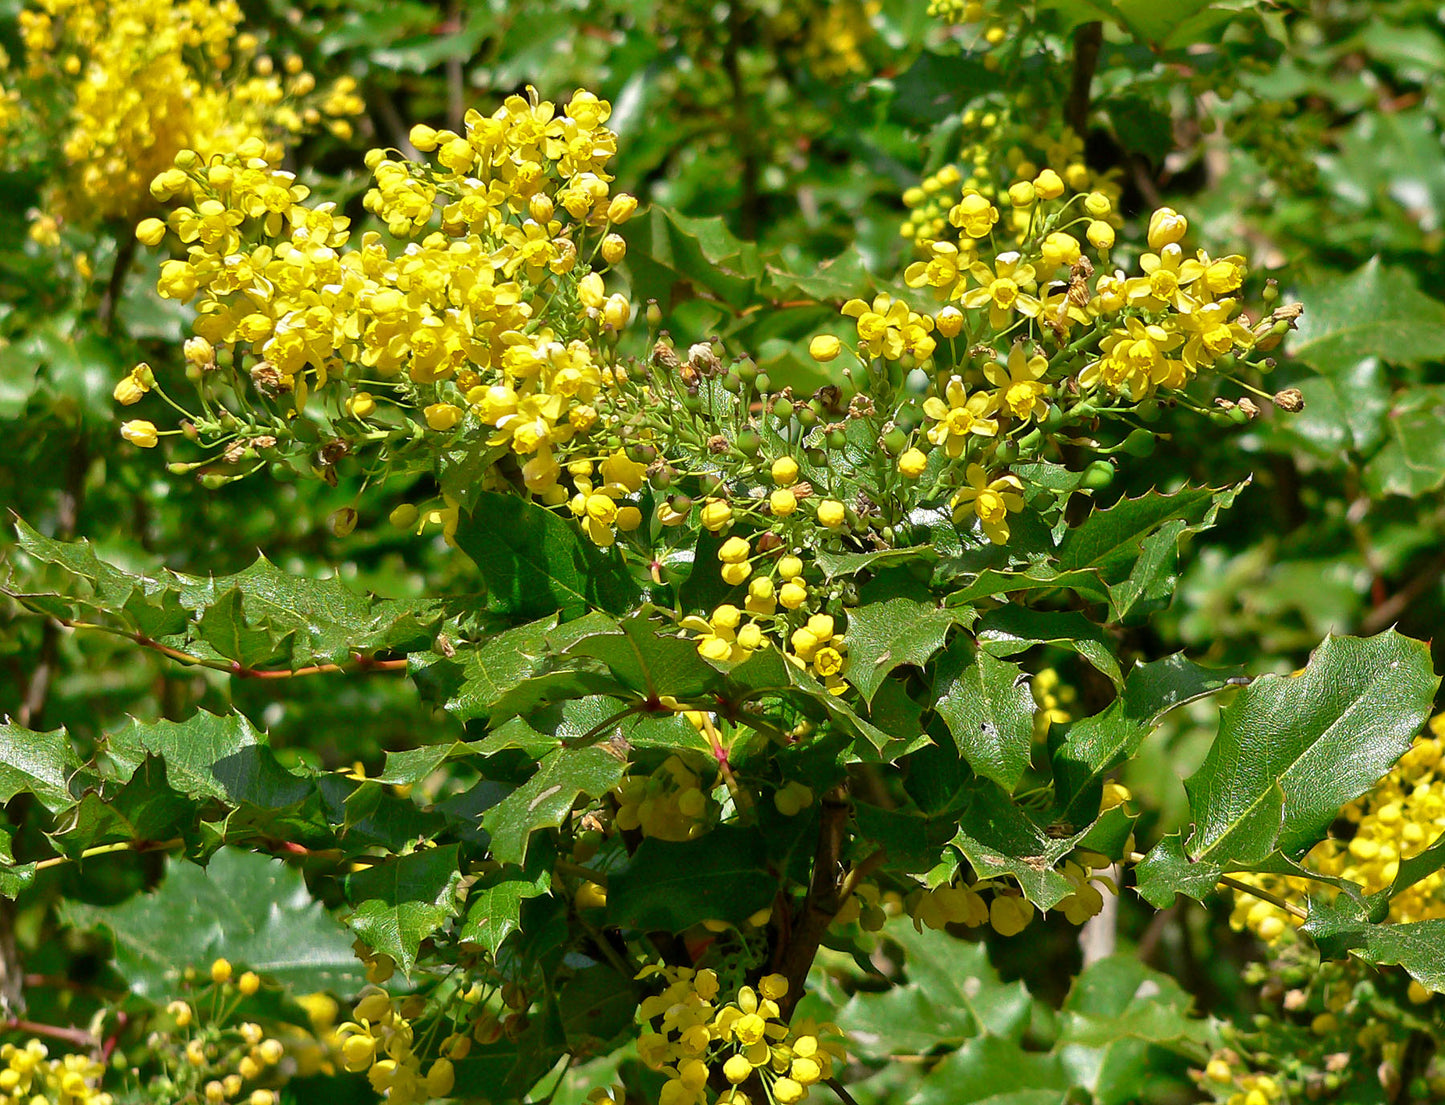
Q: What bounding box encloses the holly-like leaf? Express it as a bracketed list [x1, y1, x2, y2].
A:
[60, 848, 364, 998]
[607, 827, 775, 930]
[460, 862, 552, 955]
[482, 745, 627, 864]
[105, 710, 315, 814]
[1137, 632, 1437, 905]
[1056, 483, 1244, 583]
[932, 648, 1035, 790]
[946, 565, 1110, 608]
[10, 520, 441, 670]
[842, 594, 956, 703]
[563, 612, 722, 701]
[345, 845, 463, 975]
[1303, 893, 1445, 992]
[452, 492, 638, 620]
[950, 779, 1084, 909]
[0, 722, 83, 813]
[1361, 385, 1445, 499]
[409, 615, 559, 724]
[1052, 654, 1246, 828]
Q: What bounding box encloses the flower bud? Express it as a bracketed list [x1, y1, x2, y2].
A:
[1146, 207, 1188, 250]
[601, 233, 626, 264]
[809, 334, 841, 362]
[606, 194, 638, 223]
[135, 218, 167, 247]
[121, 419, 159, 447]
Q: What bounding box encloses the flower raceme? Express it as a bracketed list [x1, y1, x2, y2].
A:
[6, 0, 362, 232]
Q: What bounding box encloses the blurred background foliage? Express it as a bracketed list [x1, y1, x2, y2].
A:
[2, 0, 1445, 1100]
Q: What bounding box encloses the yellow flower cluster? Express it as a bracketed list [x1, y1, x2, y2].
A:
[632, 966, 846, 1105]
[900, 120, 1121, 251]
[0, 1040, 109, 1105]
[615, 755, 717, 841]
[1201, 1055, 1285, 1105]
[9, 0, 361, 229]
[336, 986, 456, 1105]
[1231, 719, 1445, 947]
[135, 87, 638, 515]
[675, 451, 858, 690]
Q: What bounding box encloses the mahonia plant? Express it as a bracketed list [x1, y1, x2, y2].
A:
[4, 26, 1444, 1104]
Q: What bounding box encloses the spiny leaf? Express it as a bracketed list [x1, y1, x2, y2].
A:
[345, 845, 463, 975]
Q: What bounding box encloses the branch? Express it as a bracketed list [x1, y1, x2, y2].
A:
[0, 1018, 97, 1052]
[10, 610, 410, 680]
[773, 783, 850, 1021]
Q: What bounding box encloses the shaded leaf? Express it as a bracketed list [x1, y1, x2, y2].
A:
[345, 845, 463, 974]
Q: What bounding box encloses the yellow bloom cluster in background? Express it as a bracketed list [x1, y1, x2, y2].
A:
[1231, 716, 1445, 945]
[6, 0, 362, 234]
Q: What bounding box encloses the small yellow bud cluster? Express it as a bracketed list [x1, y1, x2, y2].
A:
[0, 1039, 110, 1105]
[614, 755, 717, 841]
[631, 966, 848, 1105]
[133, 86, 641, 518]
[337, 986, 455, 1105]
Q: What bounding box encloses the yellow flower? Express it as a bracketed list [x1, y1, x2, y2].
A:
[948, 192, 998, 238]
[923, 376, 999, 457]
[1080, 316, 1186, 399]
[982, 344, 1049, 422]
[1146, 206, 1188, 250]
[771, 456, 800, 485]
[840, 294, 934, 360]
[961, 251, 1041, 330]
[424, 403, 463, 431]
[951, 463, 1024, 545]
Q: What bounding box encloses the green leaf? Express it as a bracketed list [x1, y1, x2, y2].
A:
[836, 920, 1033, 1056]
[912, 1035, 1068, 1105]
[1058, 955, 1211, 1048]
[1138, 632, 1438, 906]
[559, 965, 639, 1051]
[409, 615, 558, 724]
[932, 648, 1035, 790]
[974, 606, 1122, 688]
[460, 863, 551, 956]
[345, 845, 463, 974]
[1361, 385, 1445, 498]
[842, 594, 956, 703]
[482, 746, 626, 864]
[104, 710, 315, 813]
[946, 565, 1110, 608]
[624, 205, 762, 312]
[1056, 483, 1243, 582]
[949, 779, 1084, 909]
[1291, 259, 1445, 375]
[563, 612, 722, 701]
[0, 722, 82, 812]
[1303, 903, 1445, 992]
[60, 848, 364, 998]
[1052, 654, 1245, 828]
[607, 827, 774, 930]
[11, 521, 441, 669]
[452, 492, 638, 620]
